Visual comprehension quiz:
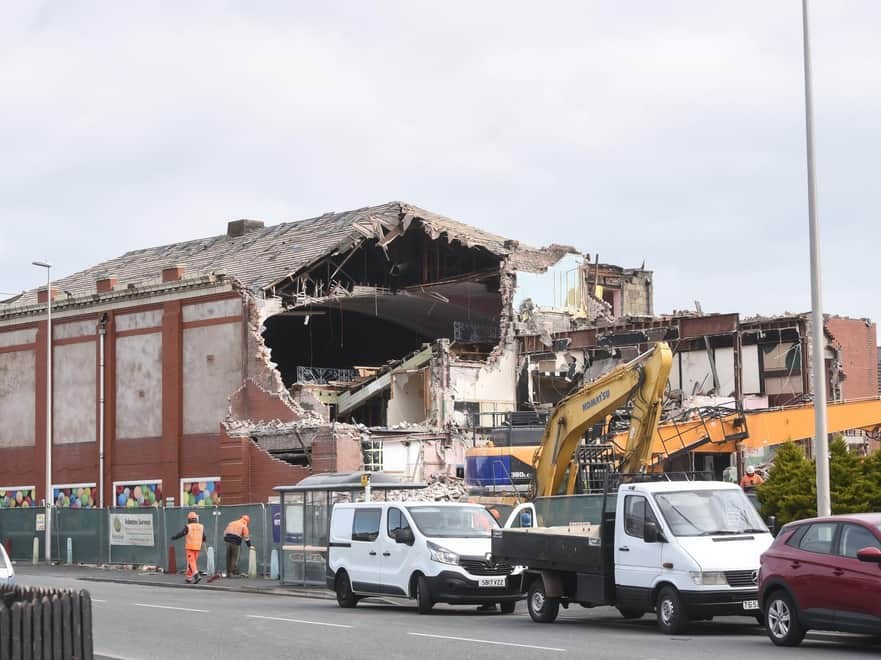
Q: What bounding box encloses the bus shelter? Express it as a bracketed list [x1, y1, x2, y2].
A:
[275, 472, 425, 585]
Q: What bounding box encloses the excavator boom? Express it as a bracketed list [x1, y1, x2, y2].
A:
[532, 342, 673, 497]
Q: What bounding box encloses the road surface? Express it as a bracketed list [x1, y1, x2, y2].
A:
[15, 572, 881, 659]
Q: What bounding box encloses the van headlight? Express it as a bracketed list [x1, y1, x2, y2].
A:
[427, 541, 458, 565]
[689, 571, 727, 586]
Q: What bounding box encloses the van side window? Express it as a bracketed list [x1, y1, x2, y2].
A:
[624, 495, 647, 538]
[352, 508, 381, 542]
[387, 507, 411, 538]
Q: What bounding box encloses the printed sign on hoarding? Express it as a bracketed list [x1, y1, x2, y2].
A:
[109, 513, 155, 547]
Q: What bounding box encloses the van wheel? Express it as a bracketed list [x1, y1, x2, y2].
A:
[335, 572, 358, 609]
[527, 579, 559, 623]
[656, 586, 687, 635]
[765, 590, 805, 647]
[500, 601, 516, 614]
[416, 575, 433, 614]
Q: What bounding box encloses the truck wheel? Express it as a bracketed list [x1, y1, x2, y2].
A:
[765, 590, 805, 647]
[527, 579, 559, 623]
[500, 601, 516, 614]
[335, 572, 358, 608]
[656, 586, 687, 635]
[617, 608, 644, 620]
[416, 575, 434, 614]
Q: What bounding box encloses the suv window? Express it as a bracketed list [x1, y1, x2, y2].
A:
[624, 495, 649, 538]
[839, 523, 881, 558]
[387, 507, 411, 538]
[352, 508, 381, 542]
[798, 522, 838, 555]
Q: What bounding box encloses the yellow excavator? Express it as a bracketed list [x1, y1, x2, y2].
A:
[530, 341, 673, 497]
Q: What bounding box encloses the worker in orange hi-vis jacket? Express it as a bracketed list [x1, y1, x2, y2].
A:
[171, 511, 207, 583]
[223, 514, 253, 577]
[739, 465, 765, 491]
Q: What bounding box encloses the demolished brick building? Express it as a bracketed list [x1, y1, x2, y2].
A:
[0, 202, 578, 506]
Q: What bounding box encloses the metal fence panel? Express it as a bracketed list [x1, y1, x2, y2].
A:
[52, 508, 106, 564]
[0, 508, 41, 562]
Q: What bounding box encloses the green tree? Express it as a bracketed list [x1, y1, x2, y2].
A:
[757, 442, 816, 526]
[861, 448, 881, 512]
[828, 437, 873, 514]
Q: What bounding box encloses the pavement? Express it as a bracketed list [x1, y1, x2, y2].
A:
[13, 562, 334, 600]
[11, 564, 881, 660]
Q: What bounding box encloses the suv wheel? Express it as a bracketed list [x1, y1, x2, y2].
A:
[416, 574, 433, 614]
[527, 578, 559, 623]
[656, 586, 687, 635]
[335, 572, 358, 608]
[765, 590, 806, 647]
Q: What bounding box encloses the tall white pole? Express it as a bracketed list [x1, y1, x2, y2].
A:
[801, 0, 831, 517]
[33, 261, 53, 560]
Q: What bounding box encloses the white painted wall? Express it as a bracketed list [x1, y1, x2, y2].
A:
[0, 328, 36, 348]
[183, 322, 243, 434]
[714, 347, 736, 397]
[54, 341, 96, 445]
[182, 298, 242, 323]
[448, 345, 517, 412]
[742, 344, 760, 394]
[116, 310, 163, 332]
[54, 320, 96, 340]
[0, 349, 35, 447]
[387, 371, 427, 426]
[116, 333, 163, 439]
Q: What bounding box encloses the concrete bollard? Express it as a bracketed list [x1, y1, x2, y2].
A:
[247, 545, 257, 578]
[206, 546, 215, 576]
[32, 537, 39, 565]
[66, 537, 73, 565]
[270, 548, 279, 580]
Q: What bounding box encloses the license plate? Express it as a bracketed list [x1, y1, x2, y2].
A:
[478, 577, 506, 588]
[742, 600, 759, 610]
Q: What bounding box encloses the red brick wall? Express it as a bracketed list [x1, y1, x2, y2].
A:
[826, 317, 878, 400]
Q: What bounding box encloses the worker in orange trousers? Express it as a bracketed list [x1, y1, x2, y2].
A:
[172, 511, 207, 583]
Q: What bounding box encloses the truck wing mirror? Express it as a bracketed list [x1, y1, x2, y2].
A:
[644, 521, 661, 544]
[856, 546, 881, 563]
[519, 511, 534, 528]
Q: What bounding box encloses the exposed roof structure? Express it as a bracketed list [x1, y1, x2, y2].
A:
[2, 201, 570, 310]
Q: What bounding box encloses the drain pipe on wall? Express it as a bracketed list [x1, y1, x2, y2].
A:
[97, 314, 108, 508]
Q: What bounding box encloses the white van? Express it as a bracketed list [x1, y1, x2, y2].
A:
[327, 501, 524, 613]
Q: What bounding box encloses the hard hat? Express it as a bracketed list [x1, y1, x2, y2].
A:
[188, 511, 198, 521]
[242, 514, 250, 524]
[746, 465, 755, 475]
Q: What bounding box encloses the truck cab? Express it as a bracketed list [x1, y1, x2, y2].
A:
[492, 479, 773, 634]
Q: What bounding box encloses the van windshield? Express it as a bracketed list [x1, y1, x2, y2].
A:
[654, 489, 768, 537]
[405, 505, 499, 538]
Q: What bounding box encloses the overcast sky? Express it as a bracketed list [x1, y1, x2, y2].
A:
[2, 1, 879, 329]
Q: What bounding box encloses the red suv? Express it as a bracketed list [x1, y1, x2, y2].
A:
[758, 513, 881, 646]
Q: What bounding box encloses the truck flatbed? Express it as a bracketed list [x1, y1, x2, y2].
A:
[491, 523, 606, 575]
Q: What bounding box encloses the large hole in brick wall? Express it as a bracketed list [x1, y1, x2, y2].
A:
[263, 307, 431, 388]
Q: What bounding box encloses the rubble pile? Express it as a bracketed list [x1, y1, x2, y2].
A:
[384, 474, 468, 502]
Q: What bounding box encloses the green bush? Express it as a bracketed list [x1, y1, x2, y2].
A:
[757, 439, 881, 526]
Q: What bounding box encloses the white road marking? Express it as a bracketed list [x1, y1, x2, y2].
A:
[247, 614, 352, 629]
[134, 603, 209, 613]
[408, 632, 566, 652]
[91, 599, 107, 603]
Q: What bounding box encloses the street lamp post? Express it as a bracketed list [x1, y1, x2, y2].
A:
[801, 0, 831, 517]
[33, 261, 53, 561]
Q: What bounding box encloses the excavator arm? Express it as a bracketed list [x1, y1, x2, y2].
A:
[531, 342, 673, 497]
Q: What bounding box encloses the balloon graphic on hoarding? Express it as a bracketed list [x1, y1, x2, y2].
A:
[0, 488, 36, 509]
[182, 479, 221, 506]
[53, 485, 96, 508]
[115, 482, 162, 508]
